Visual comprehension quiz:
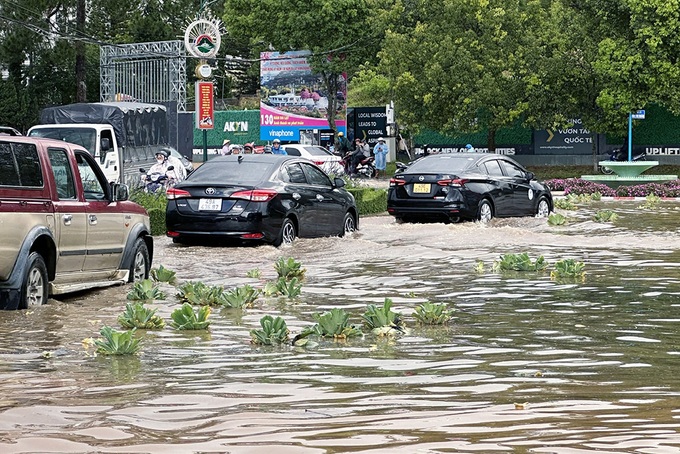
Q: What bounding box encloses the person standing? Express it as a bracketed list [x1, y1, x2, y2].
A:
[271, 138, 287, 155]
[220, 139, 231, 156]
[373, 137, 389, 178]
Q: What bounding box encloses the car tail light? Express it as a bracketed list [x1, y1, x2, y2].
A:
[166, 188, 191, 200]
[231, 189, 278, 202]
[389, 178, 406, 186]
[437, 178, 468, 187]
[167, 231, 179, 237]
[314, 160, 325, 166]
[241, 232, 264, 239]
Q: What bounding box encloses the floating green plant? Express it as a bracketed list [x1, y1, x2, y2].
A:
[593, 209, 618, 223]
[126, 279, 166, 301]
[550, 259, 586, 280]
[170, 303, 211, 330]
[473, 260, 485, 273]
[492, 252, 547, 272]
[177, 281, 225, 306]
[638, 193, 661, 210]
[274, 257, 306, 281]
[548, 213, 567, 226]
[246, 268, 262, 278]
[118, 302, 165, 329]
[94, 326, 141, 355]
[250, 315, 289, 345]
[554, 198, 578, 210]
[221, 284, 260, 308]
[275, 277, 302, 298]
[302, 308, 362, 339]
[362, 298, 403, 332]
[413, 302, 453, 325]
[150, 264, 177, 285]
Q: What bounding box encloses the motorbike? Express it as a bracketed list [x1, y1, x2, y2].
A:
[340, 151, 377, 178]
[139, 166, 176, 193]
[599, 147, 646, 174]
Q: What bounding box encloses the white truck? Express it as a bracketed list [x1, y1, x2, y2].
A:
[28, 102, 170, 186]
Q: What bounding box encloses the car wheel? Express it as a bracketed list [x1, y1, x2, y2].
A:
[20, 252, 48, 309]
[129, 238, 150, 282]
[340, 212, 356, 237]
[274, 217, 296, 246]
[478, 199, 493, 223]
[536, 197, 550, 218]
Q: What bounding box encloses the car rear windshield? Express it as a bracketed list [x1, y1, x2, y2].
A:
[302, 146, 332, 156]
[189, 160, 274, 185]
[407, 155, 476, 173]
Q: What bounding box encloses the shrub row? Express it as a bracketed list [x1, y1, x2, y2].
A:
[544, 178, 680, 197]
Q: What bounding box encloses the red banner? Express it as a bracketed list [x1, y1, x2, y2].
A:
[196, 82, 214, 129]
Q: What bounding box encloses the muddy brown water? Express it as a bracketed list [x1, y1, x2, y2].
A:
[2, 201, 680, 453]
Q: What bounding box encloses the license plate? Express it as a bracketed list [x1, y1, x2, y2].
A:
[413, 183, 431, 193]
[198, 198, 222, 211]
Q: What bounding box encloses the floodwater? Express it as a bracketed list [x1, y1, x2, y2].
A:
[2, 201, 680, 453]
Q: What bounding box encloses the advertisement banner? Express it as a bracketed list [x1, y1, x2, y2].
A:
[260, 50, 346, 141]
[196, 82, 214, 129]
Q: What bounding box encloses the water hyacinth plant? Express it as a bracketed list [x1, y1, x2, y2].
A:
[553, 198, 578, 210]
[274, 257, 306, 281]
[362, 298, 404, 332]
[550, 259, 586, 281]
[150, 264, 177, 285]
[493, 253, 547, 272]
[177, 281, 226, 306]
[246, 268, 262, 278]
[303, 308, 362, 339]
[593, 209, 618, 223]
[94, 326, 142, 355]
[250, 315, 289, 345]
[170, 303, 211, 330]
[413, 302, 453, 325]
[275, 277, 302, 298]
[221, 284, 261, 308]
[548, 213, 567, 226]
[638, 193, 661, 209]
[127, 279, 166, 301]
[118, 302, 165, 329]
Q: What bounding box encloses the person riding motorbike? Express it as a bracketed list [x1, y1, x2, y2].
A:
[143, 150, 184, 191]
[350, 138, 371, 176]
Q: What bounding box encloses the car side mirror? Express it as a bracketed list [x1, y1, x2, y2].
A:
[167, 165, 174, 171]
[526, 171, 535, 180]
[334, 177, 345, 188]
[139, 168, 146, 173]
[111, 183, 129, 202]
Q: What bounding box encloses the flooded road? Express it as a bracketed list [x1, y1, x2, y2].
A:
[2, 201, 680, 453]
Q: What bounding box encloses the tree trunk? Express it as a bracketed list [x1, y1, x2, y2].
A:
[75, 0, 87, 102]
[487, 128, 496, 152]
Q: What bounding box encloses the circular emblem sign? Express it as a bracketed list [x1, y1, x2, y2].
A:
[184, 19, 221, 59]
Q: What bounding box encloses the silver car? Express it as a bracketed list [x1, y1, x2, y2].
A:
[282, 144, 345, 176]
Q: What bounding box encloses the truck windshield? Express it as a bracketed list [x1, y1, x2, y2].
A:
[28, 127, 97, 156]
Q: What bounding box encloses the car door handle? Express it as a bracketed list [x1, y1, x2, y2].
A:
[292, 193, 301, 200]
[89, 214, 98, 225]
[63, 214, 72, 226]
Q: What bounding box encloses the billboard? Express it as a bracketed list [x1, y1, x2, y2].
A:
[260, 50, 346, 142]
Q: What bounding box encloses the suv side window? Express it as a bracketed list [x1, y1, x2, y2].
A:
[76, 151, 107, 200]
[0, 142, 44, 187]
[48, 147, 76, 199]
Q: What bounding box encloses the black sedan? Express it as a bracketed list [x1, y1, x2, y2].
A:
[387, 153, 552, 223]
[166, 154, 358, 246]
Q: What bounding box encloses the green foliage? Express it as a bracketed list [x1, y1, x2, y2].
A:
[246, 268, 262, 278]
[177, 281, 226, 306]
[304, 308, 363, 339]
[221, 284, 261, 308]
[638, 193, 661, 209]
[126, 279, 166, 301]
[170, 303, 211, 330]
[493, 253, 547, 272]
[554, 198, 578, 210]
[593, 209, 619, 223]
[347, 187, 387, 215]
[150, 264, 177, 285]
[551, 259, 586, 281]
[473, 260, 485, 273]
[147, 208, 166, 236]
[274, 257, 306, 281]
[413, 302, 453, 325]
[276, 277, 303, 298]
[548, 213, 567, 226]
[250, 315, 289, 345]
[362, 298, 403, 331]
[118, 302, 165, 330]
[130, 190, 167, 236]
[94, 326, 141, 355]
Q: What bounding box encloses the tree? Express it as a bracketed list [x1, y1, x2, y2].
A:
[222, 0, 385, 132]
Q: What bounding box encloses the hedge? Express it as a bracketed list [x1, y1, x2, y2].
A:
[347, 187, 388, 216]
